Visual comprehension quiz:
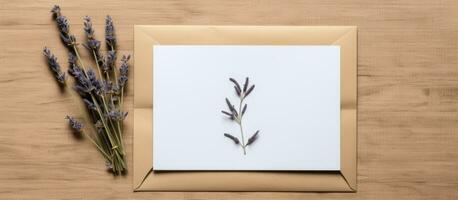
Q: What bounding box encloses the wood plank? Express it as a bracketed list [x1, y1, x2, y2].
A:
[0, 0, 457, 199]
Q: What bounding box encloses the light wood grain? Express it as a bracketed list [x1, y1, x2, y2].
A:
[1, 0, 458, 199]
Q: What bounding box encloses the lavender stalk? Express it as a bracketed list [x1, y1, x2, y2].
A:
[222, 77, 260, 155]
[46, 5, 127, 174]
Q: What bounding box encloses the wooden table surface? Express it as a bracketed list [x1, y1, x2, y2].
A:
[1, 0, 458, 199]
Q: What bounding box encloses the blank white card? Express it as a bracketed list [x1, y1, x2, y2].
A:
[153, 45, 340, 171]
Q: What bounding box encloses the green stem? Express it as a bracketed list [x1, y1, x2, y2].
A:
[92, 50, 104, 80]
[73, 46, 87, 73]
[109, 46, 125, 155]
[70, 42, 125, 173]
[90, 94, 118, 151]
[238, 97, 247, 155]
[82, 130, 112, 161]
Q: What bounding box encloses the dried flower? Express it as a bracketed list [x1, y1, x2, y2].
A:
[105, 15, 116, 48]
[224, 98, 238, 117]
[246, 130, 259, 146]
[68, 52, 78, 68]
[107, 109, 128, 121]
[65, 115, 83, 131]
[55, 16, 70, 34]
[119, 55, 130, 76]
[43, 47, 66, 84]
[83, 99, 97, 111]
[46, 5, 127, 175]
[102, 80, 113, 94]
[83, 16, 95, 38]
[118, 55, 130, 87]
[102, 50, 116, 72]
[51, 6, 77, 48]
[242, 104, 247, 116]
[222, 77, 259, 155]
[221, 110, 233, 119]
[224, 133, 240, 144]
[243, 77, 249, 92]
[245, 85, 255, 97]
[83, 16, 102, 58]
[50, 5, 61, 17]
[70, 66, 93, 94]
[87, 69, 103, 95]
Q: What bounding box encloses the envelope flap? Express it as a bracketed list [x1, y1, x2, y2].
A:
[137, 25, 354, 45]
[334, 27, 357, 191]
[134, 26, 158, 108]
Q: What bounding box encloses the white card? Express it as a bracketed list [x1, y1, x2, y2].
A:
[153, 45, 340, 171]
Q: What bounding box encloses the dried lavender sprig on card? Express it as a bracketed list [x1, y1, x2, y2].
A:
[222, 77, 260, 155]
[246, 130, 260, 146]
[224, 133, 240, 144]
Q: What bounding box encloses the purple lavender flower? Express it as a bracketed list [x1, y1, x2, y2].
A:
[87, 69, 103, 95]
[105, 15, 116, 48]
[102, 50, 116, 72]
[65, 116, 83, 131]
[83, 99, 97, 111]
[69, 67, 94, 95]
[119, 55, 130, 76]
[83, 16, 95, 38]
[83, 16, 102, 56]
[102, 80, 113, 94]
[68, 52, 78, 67]
[43, 47, 66, 84]
[50, 5, 61, 17]
[51, 5, 77, 47]
[107, 109, 128, 121]
[118, 55, 130, 87]
[85, 39, 101, 52]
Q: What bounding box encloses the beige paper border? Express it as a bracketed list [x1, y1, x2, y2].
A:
[133, 26, 357, 191]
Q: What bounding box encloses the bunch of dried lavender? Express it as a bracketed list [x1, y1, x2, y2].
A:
[43, 5, 129, 174]
[222, 77, 259, 155]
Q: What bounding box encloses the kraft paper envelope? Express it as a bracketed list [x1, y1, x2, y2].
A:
[133, 25, 357, 192]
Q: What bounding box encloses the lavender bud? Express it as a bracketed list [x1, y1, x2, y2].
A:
[225, 98, 237, 116]
[117, 55, 130, 88]
[242, 104, 247, 116]
[83, 16, 95, 39]
[234, 86, 241, 96]
[70, 67, 94, 94]
[245, 85, 255, 97]
[221, 110, 234, 119]
[229, 78, 242, 93]
[102, 50, 116, 72]
[65, 115, 83, 131]
[60, 33, 76, 47]
[102, 80, 113, 94]
[243, 77, 249, 92]
[119, 55, 130, 77]
[55, 16, 70, 33]
[83, 99, 97, 111]
[246, 130, 260, 146]
[43, 47, 66, 84]
[105, 15, 116, 48]
[87, 69, 103, 95]
[223, 133, 240, 144]
[84, 39, 101, 52]
[107, 110, 128, 121]
[50, 5, 61, 17]
[117, 75, 128, 88]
